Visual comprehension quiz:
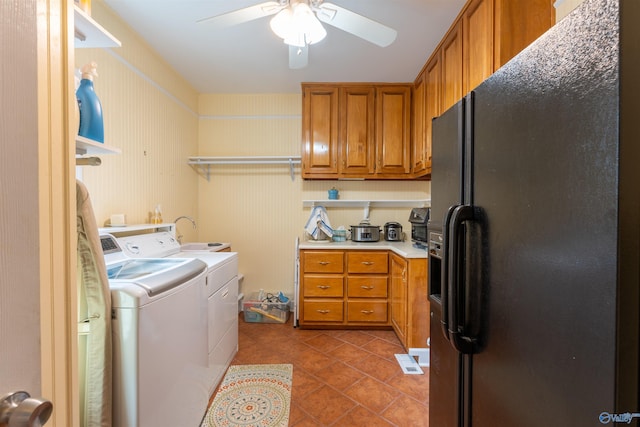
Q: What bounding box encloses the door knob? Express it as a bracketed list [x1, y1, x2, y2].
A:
[0, 391, 52, 427]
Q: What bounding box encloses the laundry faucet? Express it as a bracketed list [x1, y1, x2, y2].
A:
[174, 215, 197, 243]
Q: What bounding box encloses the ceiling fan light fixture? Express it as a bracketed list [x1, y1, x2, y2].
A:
[270, 1, 326, 47]
[269, 7, 293, 40]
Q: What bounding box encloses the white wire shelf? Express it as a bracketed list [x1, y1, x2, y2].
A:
[188, 156, 302, 181]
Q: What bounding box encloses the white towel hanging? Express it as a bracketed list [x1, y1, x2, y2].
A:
[304, 205, 333, 240]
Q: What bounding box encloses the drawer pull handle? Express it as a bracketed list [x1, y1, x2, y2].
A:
[361, 261, 374, 265]
[316, 309, 330, 314]
[361, 310, 374, 314]
[360, 286, 374, 290]
[317, 285, 331, 289]
[318, 261, 330, 265]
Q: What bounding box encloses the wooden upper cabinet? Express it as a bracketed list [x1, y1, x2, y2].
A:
[412, 71, 427, 176]
[302, 83, 413, 179]
[376, 85, 411, 176]
[339, 86, 375, 177]
[441, 21, 463, 113]
[302, 85, 339, 178]
[424, 54, 441, 173]
[463, 0, 494, 93]
[494, 0, 555, 69]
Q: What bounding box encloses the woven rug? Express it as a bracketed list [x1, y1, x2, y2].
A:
[201, 364, 292, 427]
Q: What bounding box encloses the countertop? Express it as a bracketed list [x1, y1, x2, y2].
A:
[298, 239, 428, 259]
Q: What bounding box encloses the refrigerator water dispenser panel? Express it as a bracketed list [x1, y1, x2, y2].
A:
[428, 231, 443, 302]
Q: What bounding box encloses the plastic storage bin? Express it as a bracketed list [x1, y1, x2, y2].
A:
[243, 293, 290, 323]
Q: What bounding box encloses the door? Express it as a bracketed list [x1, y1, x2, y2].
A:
[389, 253, 407, 346]
[428, 99, 467, 427]
[301, 85, 339, 177]
[424, 54, 441, 174]
[463, 0, 494, 93]
[1, 0, 43, 399]
[339, 86, 375, 176]
[412, 71, 427, 176]
[441, 21, 463, 112]
[1, 1, 76, 425]
[375, 85, 411, 176]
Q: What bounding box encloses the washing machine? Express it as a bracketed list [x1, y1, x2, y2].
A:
[113, 231, 239, 395]
[101, 234, 209, 427]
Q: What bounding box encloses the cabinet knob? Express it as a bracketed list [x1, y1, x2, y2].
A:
[360, 310, 374, 315]
[361, 261, 374, 266]
[316, 309, 330, 314]
[317, 285, 331, 289]
[360, 285, 374, 290]
[318, 261, 330, 265]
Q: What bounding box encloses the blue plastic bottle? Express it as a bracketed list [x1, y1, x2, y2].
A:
[76, 62, 104, 143]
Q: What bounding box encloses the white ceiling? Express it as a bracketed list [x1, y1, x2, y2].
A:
[102, 0, 467, 94]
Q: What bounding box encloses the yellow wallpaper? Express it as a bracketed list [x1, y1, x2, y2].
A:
[77, 0, 200, 242]
[197, 94, 429, 298]
[77, 2, 430, 299]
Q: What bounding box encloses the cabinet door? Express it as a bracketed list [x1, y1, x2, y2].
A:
[390, 254, 408, 346]
[441, 21, 463, 112]
[424, 54, 441, 174]
[463, 0, 494, 94]
[494, 0, 555, 69]
[375, 85, 411, 176]
[412, 71, 427, 176]
[302, 85, 339, 177]
[406, 258, 429, 349]
[339, 86, 375, 176]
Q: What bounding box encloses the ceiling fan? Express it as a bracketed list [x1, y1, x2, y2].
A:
[197, 0, 398, 69]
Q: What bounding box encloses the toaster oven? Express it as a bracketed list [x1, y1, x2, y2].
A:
[409, 207, 430, 245]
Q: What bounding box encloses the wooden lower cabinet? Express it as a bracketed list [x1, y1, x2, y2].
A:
[390, 253, 430, 350]
[300, 250, 390, 327]
[299, 249, 429, 345]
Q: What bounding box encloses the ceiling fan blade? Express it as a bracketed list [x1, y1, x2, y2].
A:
[289, 45, 308, 69]
[197, 1, 283, 28]
[315, 3, 397, 47]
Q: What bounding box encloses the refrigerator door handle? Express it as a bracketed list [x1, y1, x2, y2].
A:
[447, 204, 477, 354]
[440, 204, 458, 341]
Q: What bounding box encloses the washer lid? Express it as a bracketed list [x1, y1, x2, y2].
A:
[107, 257, 206, 296]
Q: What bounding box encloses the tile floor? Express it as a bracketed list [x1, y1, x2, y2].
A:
[211, 313, 430, 426]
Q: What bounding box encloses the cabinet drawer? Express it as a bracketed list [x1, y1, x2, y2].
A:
[347, 252, 388, 273]
[347, 276, 388, 298]
[303, 251, 344, 273]
[347, 301, 388, 323]
[303, 276, 344, 297]
[303, 301, 344, 322]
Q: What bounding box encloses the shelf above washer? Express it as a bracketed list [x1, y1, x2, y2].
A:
[188, 156, 301, 181]
[74, 5, 121, 48]
[76, 135, 121, 155]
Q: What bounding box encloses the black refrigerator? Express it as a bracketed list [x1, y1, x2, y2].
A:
[427, 0, 640, 426]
